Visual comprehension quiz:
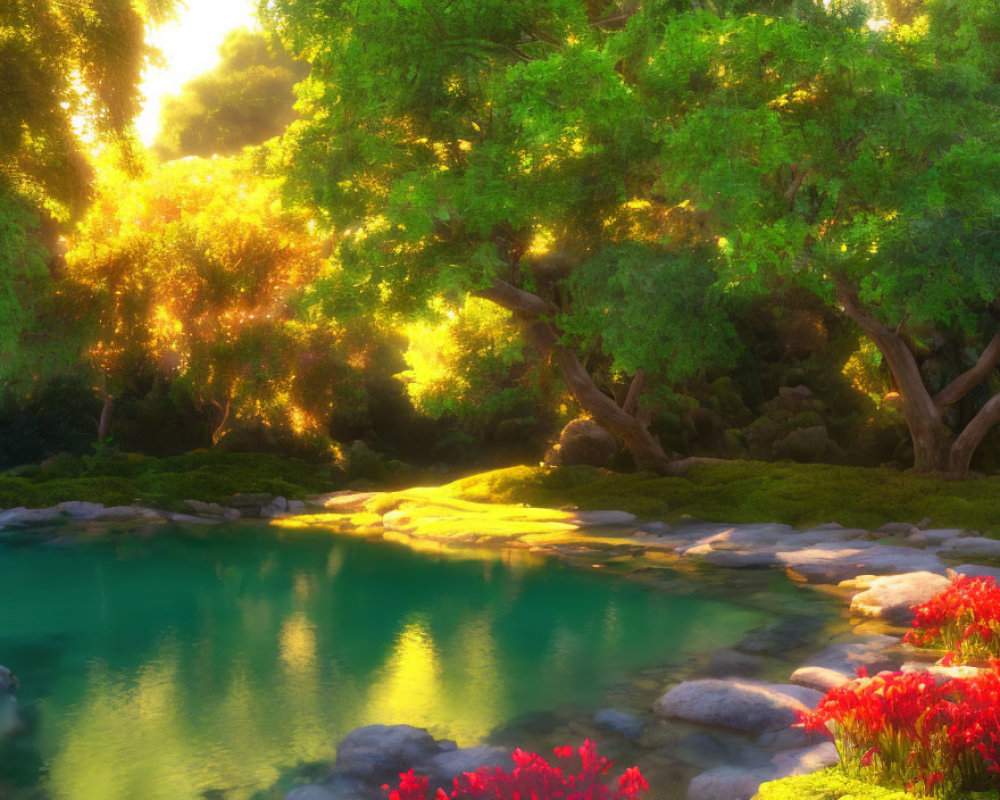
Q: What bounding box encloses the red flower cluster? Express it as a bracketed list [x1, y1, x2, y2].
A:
[383, 740, 649, 800]
[799, 668, 1000, 796]
[905, 575, 1000, 665]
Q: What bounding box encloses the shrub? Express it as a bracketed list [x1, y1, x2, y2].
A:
[799, 669, 1000, 796]
[904, 575, 1000, 665]
[383, 740, 648, 800]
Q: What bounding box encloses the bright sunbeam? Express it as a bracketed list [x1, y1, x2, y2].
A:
[136, 0, 260, 145]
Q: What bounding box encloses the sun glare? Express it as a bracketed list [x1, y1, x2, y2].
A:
[136, 0, 260, 145]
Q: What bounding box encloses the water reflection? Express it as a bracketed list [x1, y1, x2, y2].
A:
[0, 528, 773, 800]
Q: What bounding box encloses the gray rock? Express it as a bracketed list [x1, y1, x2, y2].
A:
[184, 499, 231, 518]
[686, 766, 776, 800]
[272, 496, 289, 512]
[879, 522, 918, 536]
[285, 787, 343, 800]
[93, 506, 161, 521]
[702, 548, 781, 568]
[287, 500, 308, 514]
[773, 425, 828, 462]
[907, 529, 972, 547]
[795, 527, 870, 544]
[425, 745, 509, 783]
[776, 541, 945, 584]
[260, 506, 278, 519]
[705, 649, 763, 678]
[757, 727, 819, 750]
[653, 679, 822, 733]
[57, 501, 106, 519]
[637, 521, 671, 536]
[593, 708, 645, 740]
[937, 537, 1000, 559]
[770, 742, 839, 776]
[333, 724, 448, 781]
[951, 564, 1000, 581]
[789, 635, 900, 692]
[0, 506, 64, 527]
[849, 572, 951, 624]
[572, 510, 638, 527]
[165, 512, 222, 525]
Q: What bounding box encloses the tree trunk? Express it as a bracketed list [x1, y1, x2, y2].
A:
[478, 280, 671, 472]
[836, 279, 950, 472]
[836, 278, 1000, 477]
[97, 395, 113, 443]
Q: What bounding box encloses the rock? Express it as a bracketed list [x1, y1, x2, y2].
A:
[848, 572, 951, 624]
[686, 766, 776, 800]
[705, 649, 764, 678]
[288, 500, 308, 514]
[546, 419, 618, 469]
[572, 510, 638, 527]
[673, 731, 774, 770]
[184, 499, 231, 518]
[937, 537, 1000, 559]
[0, 507, 63, 527]
[906, 528, 972, 548]
[653, 679, 822, 733]
[776, 541, 945, 584]
[425, 745, 509, 784]
[637, 521, 671, 536]
[757, 727, 819, 750]
[319, 491, 382, 512]
[285, 787, 343, 800]
[795, 527, 870, 544]
[735, 617, 819, 656]
[593, 709, 645, 740]
[93, 506, 161, 521]
[702, 548, 781, 568]
[260, 506, 278, 519]
[164, 512, 222, 525]
[272, 496, 289, 512]
[951, 564, 1000, 582]
[770, 742, 840, 776]
[878, 522, 918, 536]
[773, 425, 828, 462]
[778, 385, 816, 413]
[57, 501, 106, 519]
[789, 635, 901, 691]
[333, 724, 449, 782]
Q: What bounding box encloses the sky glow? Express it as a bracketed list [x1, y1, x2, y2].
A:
[136, 0, 260, 144]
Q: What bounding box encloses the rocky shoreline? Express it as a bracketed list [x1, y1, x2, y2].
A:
[4, 489, 1000, 800]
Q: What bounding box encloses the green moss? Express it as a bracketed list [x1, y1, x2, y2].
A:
[0, 451, 344, 510]
[754, 771, 917, 800]
[440, 461, 1000, 533]
[754, 770, 994, 800]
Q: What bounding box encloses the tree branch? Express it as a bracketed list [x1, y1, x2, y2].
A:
[948, 392, 1000, 477]
[934, 331, 1000, 410]
[476, 278, 553, 318]
[622, 369, 646, 417]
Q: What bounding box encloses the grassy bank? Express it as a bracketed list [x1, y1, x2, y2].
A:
[440, 461, 1000, 535]
[0, 451, 343, 510]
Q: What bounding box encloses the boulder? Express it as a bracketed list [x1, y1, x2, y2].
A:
[878, 522, 918, 536]
[937, 537, 1000, 560]
[164, 512, 222, 525]
[906, 529, 972, 548]
[272, 496, 289, 512]
[57, 501, 106, 520]
[705, 649, 764, 678]
[425, 745, 509, 784]
[0, 507, 63, 527]
[288, 500, 308, 514]
[772, 425, 828, 462]
[770, 742, 839, 776]
[776, 542, 945, 584]
[951, 564, 1000, 582]
[848, 572, 951, 624]
[593, 708, 645, 740]
[789, 635, 901, 691]
[332, 724, 449, 782]
[546, 419, 618, 469]
[653, 679, 822, 733]
[686, 766, 776, 800]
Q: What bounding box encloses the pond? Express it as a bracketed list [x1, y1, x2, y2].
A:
[1, 525, 790, 800]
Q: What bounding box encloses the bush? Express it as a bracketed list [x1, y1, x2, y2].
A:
[905, 575, 1000, 665]
[383, 741, 648, 800]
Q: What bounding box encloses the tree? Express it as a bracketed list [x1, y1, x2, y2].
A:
[643, 0, 1000, 476]
[153, 28, 308, 161]
[0, 0, 179, 375]
[262, 0, 742, 471]
[64, 152, 348, 445]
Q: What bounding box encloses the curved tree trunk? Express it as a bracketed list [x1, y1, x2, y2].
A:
[478, 280, 671, 472]
[97, 395, 114, 443]
[837, 277, 1000, 477]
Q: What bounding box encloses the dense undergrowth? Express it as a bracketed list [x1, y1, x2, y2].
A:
[9, 456, 1000, 538]
[446, 462, 1000, 535]
[0, 450, 344, 510]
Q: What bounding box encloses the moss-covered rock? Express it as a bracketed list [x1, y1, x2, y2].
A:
[753, 770, 918, 800]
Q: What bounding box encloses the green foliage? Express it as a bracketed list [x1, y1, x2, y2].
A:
[153, 28, 307, 160]
[444, 460, 1000, 535]
[0, 184, 48, 367]
[0, 451, 342, 510]
[754, 770, 919, 800]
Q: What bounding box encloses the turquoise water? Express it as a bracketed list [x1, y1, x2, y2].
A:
[1, 526, 770, 800]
